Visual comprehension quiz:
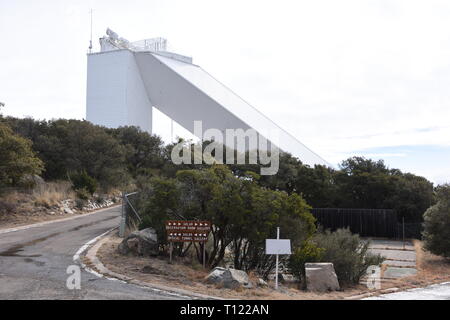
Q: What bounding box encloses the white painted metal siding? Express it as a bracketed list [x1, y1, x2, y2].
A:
[86, 49, 328, 166]
[86, 50, 152, 132]
[135, 52, 328, 166]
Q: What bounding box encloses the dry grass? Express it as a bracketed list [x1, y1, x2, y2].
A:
[32, 181, 74, 207]
[414, 240, 450, 282]
[0, 191, 21, 204]
[97, 235, 450, 300]
[0, 181, 76, 229]
[369, 240, 450, 294]
[98, 234, 368, 300]
[0, 181, 119, 230]
[0, 191, 22, 214]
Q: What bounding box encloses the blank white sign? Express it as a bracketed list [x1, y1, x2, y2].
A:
[265, 239, 292, 255]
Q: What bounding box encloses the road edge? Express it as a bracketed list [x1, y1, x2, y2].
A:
[77, 229, 224, 300]
[0, 205, 121, 235]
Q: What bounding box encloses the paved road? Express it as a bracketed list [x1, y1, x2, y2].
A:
[365, 282, 450, 300]
[0, 206, 186, 300]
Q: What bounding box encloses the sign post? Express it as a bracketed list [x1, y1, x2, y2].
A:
[202, 243, 206, 268]
[275, 228, 280, 290]
[265, 227, 291, 290]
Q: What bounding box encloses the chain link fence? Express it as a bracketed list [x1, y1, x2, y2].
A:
[311, 208, 423, 239]
[119, 192, 142, 237]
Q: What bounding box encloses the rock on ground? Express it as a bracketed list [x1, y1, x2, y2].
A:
[305, 262, 340, 292]
[257, 278, 268, 287]
[205, 267, 253, 289]
[118, 228, 159, 257]
[63, 207, 74, 214]
[206, 267, 228, 284]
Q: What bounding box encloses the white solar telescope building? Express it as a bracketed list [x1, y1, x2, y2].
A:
[86, 29, 328, 167]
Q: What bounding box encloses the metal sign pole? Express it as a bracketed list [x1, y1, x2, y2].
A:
[275, 227, 280, 290]
[169, 242, 173, 264]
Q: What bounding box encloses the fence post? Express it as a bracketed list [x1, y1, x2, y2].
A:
[119, 191, 126, 238]
[402, 216, 405, 250]
[203, 243, 206, 269]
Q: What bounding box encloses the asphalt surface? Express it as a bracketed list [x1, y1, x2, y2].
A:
[365, 282, 450, 300]
[0, 206, 186, 300]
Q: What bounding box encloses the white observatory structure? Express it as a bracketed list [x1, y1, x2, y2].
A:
[86, 29, 328, 167]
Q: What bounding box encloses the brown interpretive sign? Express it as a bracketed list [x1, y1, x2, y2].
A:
[165, 220, 211, 242]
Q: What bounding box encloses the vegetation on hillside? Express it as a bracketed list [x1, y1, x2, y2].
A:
[135, 165, 315, 275]
[0, 115, 437, 222]
[2, 112, 448, 283]
[0, 122, 43, 189]
[423, 184, 450, 258]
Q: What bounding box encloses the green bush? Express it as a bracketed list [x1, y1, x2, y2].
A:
[70, 171, 97, 195]
[313, 228, 384, 285]
[3, 118, 131, 189]
[75, 198, 86, 209]
[423, 184, 450, 258]
[138, 177, 180, 242]
[0, 122, 43, 188]
[135, 165, 316, 272]
[75, 187, 91, 200]
[288, 239, 324, 288]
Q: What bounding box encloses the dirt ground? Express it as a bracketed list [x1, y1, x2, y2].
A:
[0, 187, 120, 230]
[375, 240, 450, 291]
[97, 235, 450, 300]
[97, 234, 373, 300]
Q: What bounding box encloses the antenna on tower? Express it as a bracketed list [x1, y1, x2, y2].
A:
[88, 9, 93, 53]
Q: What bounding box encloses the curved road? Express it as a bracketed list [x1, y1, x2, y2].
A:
[0, 206, 186, 300]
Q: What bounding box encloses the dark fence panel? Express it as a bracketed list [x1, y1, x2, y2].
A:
[396, 222, 423, 240]
[311, 208, 399, 238]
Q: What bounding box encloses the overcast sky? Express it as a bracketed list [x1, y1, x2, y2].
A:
[1, 0, 449, 184]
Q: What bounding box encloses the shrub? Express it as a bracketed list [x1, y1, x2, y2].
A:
[69, 171, 97, 195]
[138, 177, 180, 242]
[3, 118, 130, 189]
[288, 239, 324, 288]
[136, 166, 316, 272]
[75, 198, 86, 210]
[313, 228, 384, 285]
[0, 122, 43, 188]
[423, 184, 450, 258]
[75, 188, 91, 200]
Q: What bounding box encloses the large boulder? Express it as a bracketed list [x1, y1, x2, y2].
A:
[118, 228, 159, 256]
[205, 267, 253, 289]
[205, 267, 227, 284]
[305, 262, 340, 292]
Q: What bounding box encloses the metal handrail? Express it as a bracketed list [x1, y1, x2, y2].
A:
[124, 192, 142, 222]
